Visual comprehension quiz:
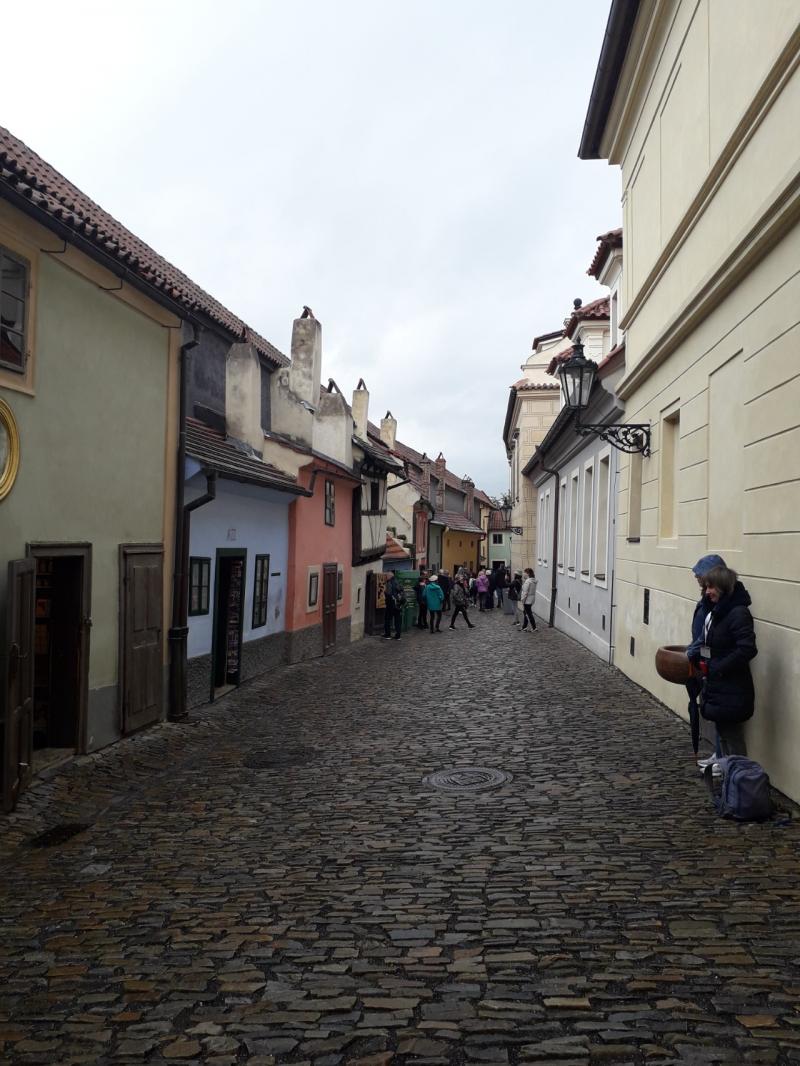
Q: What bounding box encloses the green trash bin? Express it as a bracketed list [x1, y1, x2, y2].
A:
[395, 569, 421, 632]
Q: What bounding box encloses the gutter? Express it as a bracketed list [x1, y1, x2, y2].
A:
[578, 0, 641, 160]
[540, 464, 560, 629]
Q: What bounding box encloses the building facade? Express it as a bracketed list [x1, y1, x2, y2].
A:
[581, 0, 800, 800]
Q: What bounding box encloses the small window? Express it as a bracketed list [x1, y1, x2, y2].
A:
[337, 569, 343, 601]
[188, 557, 210, 616]
[252, 554, 270, 629]
[0, 246, 28, 374]
[308, 571, 319, 607]
[370, 480, 381, 511]
[324, 479, 335, 525]
[492, 533, 503, 545]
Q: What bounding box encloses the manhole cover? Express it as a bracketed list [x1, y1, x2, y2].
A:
[29, 823, 91, 848]
[422, 767, 513, 793]
[243, 748, 313, 770]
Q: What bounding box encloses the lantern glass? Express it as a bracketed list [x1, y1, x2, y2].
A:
[558, 345, 597, 411]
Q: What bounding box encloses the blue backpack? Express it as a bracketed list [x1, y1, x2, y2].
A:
[704, 756, 773, 821]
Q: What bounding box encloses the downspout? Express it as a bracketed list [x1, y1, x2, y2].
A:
[167, 324, 200, 721]
[540, 465, 560, 629]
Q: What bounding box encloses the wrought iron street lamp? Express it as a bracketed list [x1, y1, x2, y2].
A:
[557, 342, 651, 456]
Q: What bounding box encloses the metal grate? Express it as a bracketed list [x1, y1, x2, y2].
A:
[29, 823, 91, 848]
[422, 767, 513, 794]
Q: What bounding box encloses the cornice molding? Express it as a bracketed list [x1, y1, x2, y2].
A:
[620, 21, 800, 334]
[616, 161, 800, 400]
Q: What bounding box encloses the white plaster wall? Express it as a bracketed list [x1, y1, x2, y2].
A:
[185, 477, 291, 658]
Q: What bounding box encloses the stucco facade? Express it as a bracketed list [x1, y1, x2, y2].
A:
[582, 0, 800, 799]
[0, 199, 177, 756]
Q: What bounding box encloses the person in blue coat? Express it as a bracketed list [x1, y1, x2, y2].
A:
[423, 573, 445, 633]
[688, 554, 726, 768]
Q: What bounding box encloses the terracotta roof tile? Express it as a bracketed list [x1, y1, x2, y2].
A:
[512, 378, 562, 391]
[433, 511, 484, 535]
[564, 296, 610, 339]
[0, 126, 288, 366]
[587, 227, 623, 278]
[383, 533, 411, 560]
[488, 509, 510, 531]
[186, 418, 306, 493]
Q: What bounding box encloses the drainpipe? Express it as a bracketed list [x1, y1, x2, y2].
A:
[540, 465, 560, 628]
[168, 325, 200, 722]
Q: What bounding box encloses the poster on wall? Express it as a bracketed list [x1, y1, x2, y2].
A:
[376, 572, 387, 609]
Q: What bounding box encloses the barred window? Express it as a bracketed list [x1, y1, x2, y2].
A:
[324, 479, 335, 525]
[252, 554, 270, 629]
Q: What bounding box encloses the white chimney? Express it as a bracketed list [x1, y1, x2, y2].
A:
[352, 378, 369, 440]
[380, 410, 397, 451]
[289, 311, 322, 410]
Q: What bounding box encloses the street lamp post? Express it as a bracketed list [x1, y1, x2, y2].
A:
[557, 342, 651, 456]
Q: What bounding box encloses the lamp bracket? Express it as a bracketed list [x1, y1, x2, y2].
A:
[575, 419, 651, 456]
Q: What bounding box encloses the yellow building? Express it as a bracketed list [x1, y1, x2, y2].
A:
[581, 1, 800, 800]
[442, 524, 483, 576]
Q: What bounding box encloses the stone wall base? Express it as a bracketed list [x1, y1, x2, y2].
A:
[187, 630, 289, 709]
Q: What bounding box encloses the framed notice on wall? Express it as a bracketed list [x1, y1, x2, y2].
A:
[376, 572, 387, 609]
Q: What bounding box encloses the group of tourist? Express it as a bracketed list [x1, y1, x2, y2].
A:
[382, 563, 541, 637]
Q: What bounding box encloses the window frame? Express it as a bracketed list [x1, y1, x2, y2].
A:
[324, 479, 336, 526]
[580, 459, 595, 582]
[308, 569, 320, 608]
[252, 553, 270, 629]
[188, 556, 211, 616]
[594, 449, 611, 588]
[0, 244, 29, 375]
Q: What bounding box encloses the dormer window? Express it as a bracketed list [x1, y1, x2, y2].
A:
[0, 245, 28, 374]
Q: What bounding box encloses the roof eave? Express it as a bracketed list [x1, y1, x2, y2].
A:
[578, 0, 642, 160]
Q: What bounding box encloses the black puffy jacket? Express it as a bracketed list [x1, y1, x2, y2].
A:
[700, 582, 758, 725]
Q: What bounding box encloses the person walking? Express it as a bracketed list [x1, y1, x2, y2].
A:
[476, 568, 490, 611]
[687, 554, 726, 772]
[414, 570, 428, 630]
[424, 573, 445, 632]
[438, 569, 452, 611]
[449, 575, 475, 630]
[509, 572, 522, 624]
[383, 571, 404, 640]
[520, 567, 537, 632]
[691, 565, 757, 756]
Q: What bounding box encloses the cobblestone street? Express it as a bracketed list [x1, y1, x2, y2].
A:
[1, 615, 799, 1066]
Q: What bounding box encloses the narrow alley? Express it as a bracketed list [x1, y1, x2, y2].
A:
[1, 615, 798, 1065]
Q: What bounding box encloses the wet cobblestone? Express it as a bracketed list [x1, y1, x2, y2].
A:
[1, 615, 799, 1064]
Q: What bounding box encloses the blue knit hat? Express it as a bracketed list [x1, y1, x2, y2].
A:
[692, 553, 727, 576]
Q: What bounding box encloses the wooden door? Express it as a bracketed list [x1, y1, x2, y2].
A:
[322, 564, 338, 654]
[121, 547, 163, 734]
[4, 559, 35, 812]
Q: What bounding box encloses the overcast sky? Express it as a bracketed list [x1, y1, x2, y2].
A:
[4, 0, 620, 496]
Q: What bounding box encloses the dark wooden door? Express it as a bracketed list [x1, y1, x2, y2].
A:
[121, 547, 163, 734]
[212, 552, 246, 691]
[4, 559, 35, 812]
[322, 564, 338, 654]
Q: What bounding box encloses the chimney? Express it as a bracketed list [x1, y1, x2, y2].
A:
[434, 452, 446, 512]
[420, 453, 432, 502]
[289, 310, 322, 410]
[461, 476, 475, 519]
[352, 378, 369, 440]
[380, 410, 397, 451]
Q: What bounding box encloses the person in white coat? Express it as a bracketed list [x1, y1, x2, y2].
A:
[520, 567, 537, 632]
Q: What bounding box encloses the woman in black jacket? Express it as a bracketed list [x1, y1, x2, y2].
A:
[692, 565, 757, 756]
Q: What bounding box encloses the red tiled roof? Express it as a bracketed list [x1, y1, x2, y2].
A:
[511, 378, 562, 391]
[488, 509, 510, 531]
[596, 341, 625, 376]
[531, 328, 564, 350]
[474, 489, 494, 508]
[564, 296, 610, 339]
[383, 533, 411, 561]
[545, 345, 575, 376]
[433, 511, 484, 535]
[587, 227, 623, 279]
[0, 126, 287, 367]
[186, 418, 307, 494]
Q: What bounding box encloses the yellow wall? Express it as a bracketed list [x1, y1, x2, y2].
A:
[603, 0, 800, 800]
[442, 532, 480, 575]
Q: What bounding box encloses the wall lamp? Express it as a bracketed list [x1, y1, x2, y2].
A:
[557, 342, 651, 456]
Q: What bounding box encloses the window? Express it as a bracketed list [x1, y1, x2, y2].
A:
[659, 409, 680, 539]
[324, 479, 335, 525]
[537, 492, 545, 562]
[568, 472, 579, 573]
[308, 570, 319, 607]
[492, 533, 503, 545]
[370, 480, 381, 511]
[557, 479, 566, 570]
[188, 557, 211, 616]
[0, 245, 28, 374]
[252, 554, 270, 628]
[595, 453, 610, 582]
[337, 568, 344, 601]
[627, 451, 643, 541]
[581, 463, 594, 578]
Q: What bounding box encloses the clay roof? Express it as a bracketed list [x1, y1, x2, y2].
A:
[587, 227, 623, 279]
[474, 489, 494, 508]
[0, 125, 287, 367]
[545, 345, 575, 376]
[433, 511, 485, 535]
[488, 509, 510, 531]
[531, 328, 564, 350]
[186, 419, 307, 494]
[512, 378, 562, 391]
[564, 295, 610, 339]
[383, 533, 411, 561]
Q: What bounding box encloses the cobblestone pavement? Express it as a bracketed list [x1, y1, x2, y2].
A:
[2, 613, 800, 1066]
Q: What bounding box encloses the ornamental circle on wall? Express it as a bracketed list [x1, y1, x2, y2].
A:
[0, 396, 20, 501]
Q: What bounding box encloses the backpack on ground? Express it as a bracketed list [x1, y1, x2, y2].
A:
[704, 756, 774, 821]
